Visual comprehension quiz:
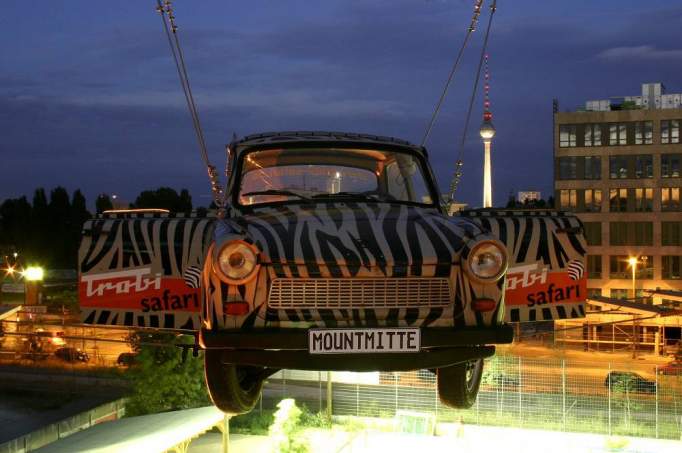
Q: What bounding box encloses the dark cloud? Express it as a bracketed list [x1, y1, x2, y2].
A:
[1, 0, 681, 208]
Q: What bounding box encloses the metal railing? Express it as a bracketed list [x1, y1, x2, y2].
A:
[262, 356, 682, 440]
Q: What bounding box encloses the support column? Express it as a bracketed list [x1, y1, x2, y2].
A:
[222, 415, 229, 453]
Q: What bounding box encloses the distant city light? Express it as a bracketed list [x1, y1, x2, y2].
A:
[23, 266, 44, 281]
[4, 265, 15, 276]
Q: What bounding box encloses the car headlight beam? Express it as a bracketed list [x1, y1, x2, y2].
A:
[214, 240, 260, 285]
[465, 240, 507, 282]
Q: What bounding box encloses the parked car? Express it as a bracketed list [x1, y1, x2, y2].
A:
[116, 352, 139, 367]
[604, 371, 656, 393]
[54, 347, 89, 363]
[658, 362, 682, 376]
[482, 370, 520, 389]
[35, 329, 66, 346]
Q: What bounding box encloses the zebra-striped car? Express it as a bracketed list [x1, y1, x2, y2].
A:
[199, 131, 585, 413]
[78, 131, 587, 414]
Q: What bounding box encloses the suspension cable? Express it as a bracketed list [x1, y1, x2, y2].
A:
[446, 0, 497, 207]
[155, 1, 225, 210]
[421, 0, 485, 147]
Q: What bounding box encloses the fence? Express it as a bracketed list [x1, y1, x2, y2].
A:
[261, 355, 682, 440]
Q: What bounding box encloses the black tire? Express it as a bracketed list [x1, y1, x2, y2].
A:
[437, 359, 484, 409]
[204, 349, 265, 414]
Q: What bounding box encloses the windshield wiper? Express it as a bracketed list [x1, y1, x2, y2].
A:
[311, 191, 388, 201]
[242, 189, 310, 201]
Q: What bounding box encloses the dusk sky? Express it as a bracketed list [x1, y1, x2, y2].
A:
[1, 1, 681, 209]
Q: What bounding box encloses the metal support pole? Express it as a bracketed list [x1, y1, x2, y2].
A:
[395, 374, 399, 414]
[356, 383, 360, 417]
[518, 356, 522, 426]
[655, 366, 659, 438]
[326, 371, 332, 419]
[561, 359, 566, 431]
[222, 415, 229, 453]
[319, 371, 323, 414]
[282, 370, 286, 399]
[608, 362, 612, 436]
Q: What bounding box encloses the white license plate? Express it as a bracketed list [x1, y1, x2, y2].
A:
[308, 328, 420, 354]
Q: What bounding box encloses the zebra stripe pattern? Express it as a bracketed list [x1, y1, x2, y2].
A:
[462, 209, 587, 323]
[204, 203, 506, 331]
[567, 260, 584, 281]
[183, 265, 203, 288]
[79, 215, 214, 329]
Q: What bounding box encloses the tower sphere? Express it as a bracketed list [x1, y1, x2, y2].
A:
[479, 119, 496, 140]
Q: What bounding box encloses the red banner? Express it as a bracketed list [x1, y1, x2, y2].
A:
[79, 268, 200, 313]
[505, 266, 586, 308]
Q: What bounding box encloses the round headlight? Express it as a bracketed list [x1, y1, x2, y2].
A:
[215, 241, 259, 284]
[466, 240, 507, 282]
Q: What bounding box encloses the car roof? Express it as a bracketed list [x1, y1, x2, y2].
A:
[231, 131, 426, 156]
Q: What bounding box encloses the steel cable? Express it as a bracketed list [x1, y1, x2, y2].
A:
[420, 0, 485, 147]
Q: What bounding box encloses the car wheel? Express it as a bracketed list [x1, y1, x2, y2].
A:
[437, 359, 484, 409]
[204, 349, 265, 414]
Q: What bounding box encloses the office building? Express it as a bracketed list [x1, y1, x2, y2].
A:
[553, 82, 682, 353]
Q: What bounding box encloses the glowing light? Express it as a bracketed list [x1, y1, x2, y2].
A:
[628, 257, 638, 267]
[23, 266, 44, 281]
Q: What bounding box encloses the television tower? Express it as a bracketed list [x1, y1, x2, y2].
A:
[479, 54, 495, 208]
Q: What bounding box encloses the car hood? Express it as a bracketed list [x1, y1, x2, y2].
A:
[229, 202, 484, 268]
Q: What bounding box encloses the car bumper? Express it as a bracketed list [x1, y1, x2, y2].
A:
[200, 325, 513, 371]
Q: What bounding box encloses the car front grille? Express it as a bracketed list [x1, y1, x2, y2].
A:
[267, 278, 452, 309]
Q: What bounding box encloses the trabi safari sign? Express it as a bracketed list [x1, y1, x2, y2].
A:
[504, 260, 586, 322]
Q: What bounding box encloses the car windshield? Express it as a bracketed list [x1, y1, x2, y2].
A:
[237, 148, 435, 206]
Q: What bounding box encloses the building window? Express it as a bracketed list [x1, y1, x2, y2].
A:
[635, 289, 653, 304]
[635, 155, 653, 178]
[662, 221, 682, 246]
[661, 187, 681, 211]
[587, 288, 602, 298]
[584, 124, 602, 147]
[559, 125, 577, 147]
[610, 256, 629, 279]
[633, 222, 653, 246]
[609, 222, 652, 245]
[634, 121, 653, 145]
[584, 222, 602, 245]
[609, 123, 627, 146]
[609, 222, 628, 246]
[662, 299, 682, 309]
[661, 119, 680, 144]
[609, 156, 629, 179]
[634, 188, 653, 212]
[662, 256, 682, 280]
[584, 156, 601, 179]
[661, 154, 681, 178]
[609, 188, 628, 212]
[635, 256, 653, 279]
[559, 189, 577, 210]
[558, 157, 578, 179]
[608, 256, 650, 279]
[587, 255, 602, 279]
[610, 288, 629, 299]
[584, 189, 602, 212]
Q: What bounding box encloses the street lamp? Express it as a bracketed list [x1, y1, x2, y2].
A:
[23, 267, 44, 282]
[627, 257, 638, 299]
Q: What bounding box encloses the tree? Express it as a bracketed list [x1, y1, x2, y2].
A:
[95, 194, 113, 214]
[48, 187, 72, 267]
[124, 333, 209, 416]
[132, 187, 193, 213]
